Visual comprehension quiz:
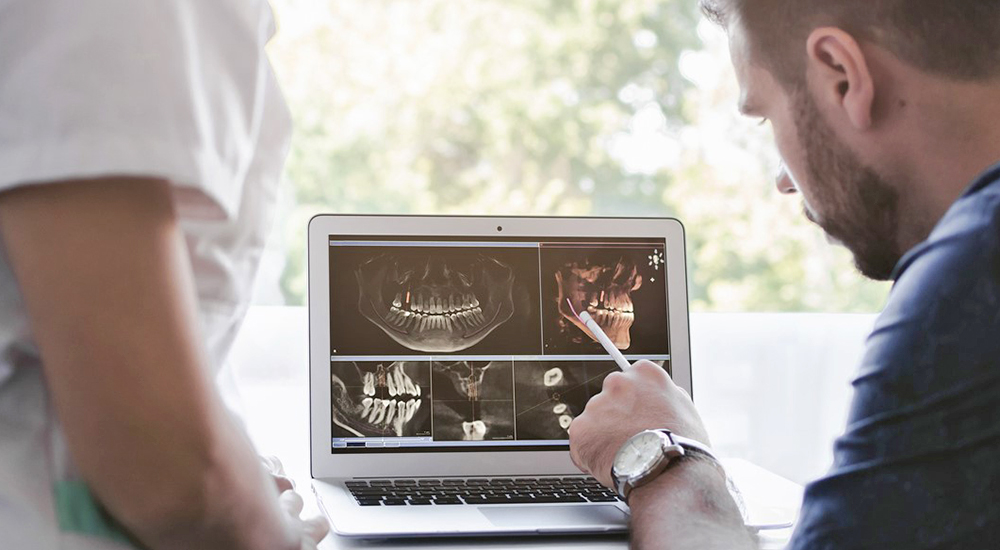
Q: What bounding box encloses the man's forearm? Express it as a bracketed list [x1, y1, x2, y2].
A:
[628, 458, 756, 550]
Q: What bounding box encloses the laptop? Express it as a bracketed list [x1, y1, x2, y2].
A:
[308, 215, 692, 537]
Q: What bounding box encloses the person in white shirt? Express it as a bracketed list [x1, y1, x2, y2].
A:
[0, 1, 328, 548]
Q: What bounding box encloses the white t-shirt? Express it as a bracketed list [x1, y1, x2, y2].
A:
[0, 0, 292, 547]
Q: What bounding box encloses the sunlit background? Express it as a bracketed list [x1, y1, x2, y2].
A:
[254, 0, 891, 313]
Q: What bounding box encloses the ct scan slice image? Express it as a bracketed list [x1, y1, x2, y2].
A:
[431, 360, 514, 402]
[330, 361, 431, 438]
[430, 360, 515, 441]
[540, 246, 670, 356]
[432, 400, 515, 441]
[513, 360, 670, 440]
[329, 246, 542, 355]
[513, 361, 614, 440]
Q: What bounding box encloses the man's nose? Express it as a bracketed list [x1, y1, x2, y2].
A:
[776, 164, 797, 195]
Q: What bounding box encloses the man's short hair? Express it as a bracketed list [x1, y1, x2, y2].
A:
[701, 0, 1000, 86]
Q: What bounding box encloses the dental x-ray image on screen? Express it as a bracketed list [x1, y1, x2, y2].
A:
[431, 360, 514, 402]
[330, 361, 431, 438]
[329, 246, 541, 355]
[431, 359, 515, 441]
[540, 245, 669, 356]
[431, 360, 515, 441]
[513, 360, 669, 440]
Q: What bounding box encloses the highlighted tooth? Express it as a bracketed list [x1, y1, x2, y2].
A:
[361, 397, 374, 417]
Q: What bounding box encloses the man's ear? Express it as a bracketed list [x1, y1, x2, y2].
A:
[805, 27, 874, 131]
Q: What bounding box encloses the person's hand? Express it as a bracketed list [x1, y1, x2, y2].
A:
[262, 455, 296, 493]
[262, 456, 329, 548]
[568, 360, 711, 488]
[279, 489, 330, 550]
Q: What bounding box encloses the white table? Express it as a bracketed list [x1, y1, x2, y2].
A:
[228, 307, 873, 549]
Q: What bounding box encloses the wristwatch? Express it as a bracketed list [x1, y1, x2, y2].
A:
[611, 429, 720, 502]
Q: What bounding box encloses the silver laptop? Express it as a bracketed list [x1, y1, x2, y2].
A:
[307, 215, 692, 537]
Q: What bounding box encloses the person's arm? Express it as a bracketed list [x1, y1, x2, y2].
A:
[0, 178, 322, 550]
[627, 458, 754, 549]
[568, 361, 755, 550]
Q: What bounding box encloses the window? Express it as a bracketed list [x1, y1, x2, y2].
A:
[260, 0, 890, 312]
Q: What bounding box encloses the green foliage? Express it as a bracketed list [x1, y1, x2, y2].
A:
[267, 0, 890, 311]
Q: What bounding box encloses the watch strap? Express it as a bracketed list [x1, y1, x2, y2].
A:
[664, 432, 719, 463]
[615, 430, 721, 502]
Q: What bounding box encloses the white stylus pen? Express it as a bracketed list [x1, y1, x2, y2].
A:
[568, 299, 632, 371]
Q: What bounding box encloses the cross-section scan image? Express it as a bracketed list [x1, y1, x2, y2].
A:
[330, 361, 431, 438]
[431, 360, 514, 402]
[329, 246, 542, 355]
[540, 246, 670, 356]
[432, 400, 515, 441]
[513, 360, 670, 440]
[430, 360, 515, 441]
[513, 361, 613, 440]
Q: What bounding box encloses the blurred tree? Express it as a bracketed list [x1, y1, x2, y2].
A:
[266, 0, 890, 311]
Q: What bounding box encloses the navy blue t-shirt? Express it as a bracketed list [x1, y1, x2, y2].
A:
[787, 163, 1000, 549]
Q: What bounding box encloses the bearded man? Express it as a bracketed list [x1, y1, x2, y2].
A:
[569, 1, 1000, 548]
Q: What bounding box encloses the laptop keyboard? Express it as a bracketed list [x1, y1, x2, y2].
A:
[345, 477, 621, 506]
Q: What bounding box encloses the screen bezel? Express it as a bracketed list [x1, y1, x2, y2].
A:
[309, 215, 691, 479]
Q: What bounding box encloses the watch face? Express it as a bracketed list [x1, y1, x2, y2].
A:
[614, 431, 664, 477]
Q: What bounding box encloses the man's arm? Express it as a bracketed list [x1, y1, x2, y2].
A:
[628, 459, 754, 549]
[568, 361, 755, 550]
[0, 178, 318, 550]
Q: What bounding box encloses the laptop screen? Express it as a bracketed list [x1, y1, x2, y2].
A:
[328, 235, 671, 453]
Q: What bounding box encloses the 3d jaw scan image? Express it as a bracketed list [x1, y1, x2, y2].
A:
[541, 246, 670, 356]
[329, 246, 542, 355]
[330, 361, 431, 438]
[431, 360, 515, 441]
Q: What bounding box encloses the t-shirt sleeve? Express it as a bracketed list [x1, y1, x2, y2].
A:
[786, 200, 1000, 549]
[0, 0, 278, 220]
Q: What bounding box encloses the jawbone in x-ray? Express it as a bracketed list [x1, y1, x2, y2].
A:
[330, 361, 431, 438]
[431, 360, 515, 441]
[355, 252, 516, 353]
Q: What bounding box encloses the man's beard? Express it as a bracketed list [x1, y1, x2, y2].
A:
[793, 90, 903, 281]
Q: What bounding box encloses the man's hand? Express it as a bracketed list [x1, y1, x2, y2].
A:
[568, 360, 711, 488]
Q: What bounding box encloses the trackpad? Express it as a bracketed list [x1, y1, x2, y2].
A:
[480, 505, 627, 528]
